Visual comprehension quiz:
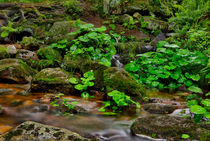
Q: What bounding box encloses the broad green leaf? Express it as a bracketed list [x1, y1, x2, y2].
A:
[188, 86, 202, 94]
[75, 84, 85, 91]
[205, 92, 210, 96]
[201, 99, 210, 107]
[187, 100, 198, 107]
[190, 105, 206, 114]
[204, 112, 210, 119]
[189, 74, 200, 81]
[206, 73, 210, 78]
[69, 78, 78, 84]
[182, 134, 190, 139]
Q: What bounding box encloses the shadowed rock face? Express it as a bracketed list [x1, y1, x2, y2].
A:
[131, 115, 210, 141]
[0, 121, 92, 141]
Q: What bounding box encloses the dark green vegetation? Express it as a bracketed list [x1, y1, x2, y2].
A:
[0, 0, 209, 140]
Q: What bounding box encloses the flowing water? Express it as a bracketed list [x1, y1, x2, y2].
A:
[0, 83, 186, 141]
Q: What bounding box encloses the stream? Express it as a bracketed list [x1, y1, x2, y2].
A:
[0, 83, 187, 141]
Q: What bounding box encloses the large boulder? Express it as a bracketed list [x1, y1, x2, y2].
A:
[47, 21, 77, 43]
[0, 121, 91, 141]
[131, 115, 210, 140]
[0, 59, 37, 83]
[37, 47, 62, 63]
[31, 68, 74, 94]
[143, 17, 168, 31]
[103, 67, 145, 101]
[62, 56, 108, 89]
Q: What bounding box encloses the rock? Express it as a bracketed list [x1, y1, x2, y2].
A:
[133, 12, 142, 19]
[0, 46, 9, 59]
[31, 104, 50, 113]
[143, 103, 176, 114]
[116, 14, 133, 24]
[0, 89, 13, 95]
[125, 0, 149, 14]
[16, 90, 28, 96]
[0, 59, 37, 83]
[131, 115, 210, 140]
[103, 67, 145, 101]
[62, 57, 108, 89]
[150, 32, 166, 48]
[16, 49, 38, 62]
[143, 17, 168, 31]
[58, 100, 88, 114]
[10, 100, 23, 107]
[37, 47, 62, 63]
[7, 45, 17, 55]
[31, 68, 75, 94]
[0, 121, 91, 141]
[20, 36, 40, 50]
[115, 41, 146, 64]
[47, 20, 77, 43]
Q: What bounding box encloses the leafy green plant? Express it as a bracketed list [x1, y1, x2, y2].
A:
[50, 20, 116, 67]
[69, 70, 95, 99]
[62, 0, 82, 18]
[0, 21, 22, 38]
[99, 90, 140, 113]
[50, 93, 78, 114]
[186, 86, 210, 123]
[122, 18, 137, 30]
[125, 41, 208, 91]
[181, 134, 190, 140]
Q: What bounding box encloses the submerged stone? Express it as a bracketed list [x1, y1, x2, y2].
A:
[131, 115, 210, 140]
[143, 103, 176, 114]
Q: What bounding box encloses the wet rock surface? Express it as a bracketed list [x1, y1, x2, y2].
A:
[143, 103, 176, 114]
[131, 115, 210, 140]
[31, 68, 74, 94]
[0, 121, 92, 141]
[0, 59, 37, 83]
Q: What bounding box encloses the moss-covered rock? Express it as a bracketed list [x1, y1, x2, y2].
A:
[31, 68, 75, 94]
[115, 41, 146, 64]
[103, 67, 145, 101]
[62, 56, 108, 89]
[143, 103, 176, 114]
[20, 36, 40, 51]
[125, 0, 149, 14]
[37, 47, 63, 63]
[0, 121, 92, 141]
[143, 16, 168, 31]
[0, 46, 9, 59]
[47, 20, 77, 43]
[131, 115, 210, 140]
[0, 59, 37, 83]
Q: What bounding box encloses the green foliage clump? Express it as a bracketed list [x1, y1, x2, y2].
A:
[99, 90, 140, 113]
[69, 70, 95, 99]
[62, 0, 83, 18]
[50, 20, 116, 67]
[125, 41, 208, 91]
[0, 22, 22, 38]
[186, 87, 210, 123]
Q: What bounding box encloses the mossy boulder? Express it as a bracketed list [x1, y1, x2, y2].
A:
[115, 41, 146, 64]
[131, 115, 210, 140]
[125, 0, 149, 14]
[0, 59, 37, 83]
[31, 68, 75, 94]
[143, 103, 176, 114]
[143, 17, 168, 31]
[0, 46, 9, 59]
[62, 56, 108, 89]
[0, 121, 92, 141]
[20, 36, 40, 51]
[103, 67, 145, 101]
[37, 47, 62, 63]
[47, 20, 77, 43]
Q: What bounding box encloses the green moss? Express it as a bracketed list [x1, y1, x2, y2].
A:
[0, 46, 9, 59]
[37, 47, 62, 63]
[103, 67, 145, 101]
